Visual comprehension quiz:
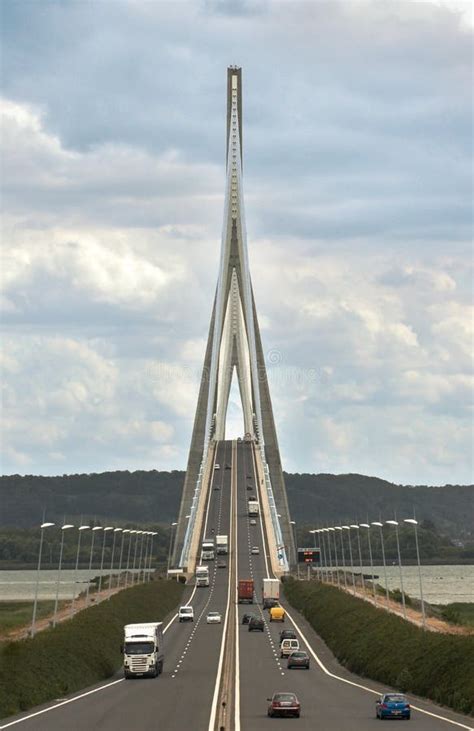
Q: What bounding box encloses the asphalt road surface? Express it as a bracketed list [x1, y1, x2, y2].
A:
[2, 440, 473, 731]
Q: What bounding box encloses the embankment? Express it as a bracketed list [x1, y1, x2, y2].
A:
[284, 579, 474, 716]
[0, 579, 184, 719]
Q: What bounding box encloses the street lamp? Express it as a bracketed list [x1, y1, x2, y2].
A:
[342, 526, 356, 594]
[53, 523, 74, 626]
[404, 518, 425, 628]
[148, 531, 158, 580]
[86, 525, 102, 604]
[98, 526, 114, 597]
[31, 522, 55, 637]
[108, 528, 122, 596]
[372, 522, 389, 606]
[335, 527, 347, 589]
[323, 528, 334, 583]
[137, 531, 146, 584]
[71, 524, 90, 615]
[132, 530, 142, 584]
[168, 522, 178, 574]
[328, 527, 340, 587]
[125, 530, 136, 587]
[350, 524, 365, 595]
[117, 529, 130, 587]
[386, 520, 406, 619]
[360, 524, 377, 605]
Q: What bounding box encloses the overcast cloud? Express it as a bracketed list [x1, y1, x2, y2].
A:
[1, 0, 472, 484]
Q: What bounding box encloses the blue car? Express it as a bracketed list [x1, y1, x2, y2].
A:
[376, 693, 411, 720]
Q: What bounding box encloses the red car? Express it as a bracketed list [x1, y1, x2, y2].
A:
[267, 692, 301, 718]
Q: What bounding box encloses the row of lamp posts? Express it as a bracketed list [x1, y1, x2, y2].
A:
[31, 521, 159, 637]
[308, 518, 425, 629]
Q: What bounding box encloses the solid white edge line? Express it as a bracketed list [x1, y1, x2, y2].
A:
[207, 441, 235, 731]
[283, 605, 474, 731]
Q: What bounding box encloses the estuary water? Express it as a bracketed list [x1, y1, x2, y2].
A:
[0, 568, 143, 601]
[1, 565, 473, 604]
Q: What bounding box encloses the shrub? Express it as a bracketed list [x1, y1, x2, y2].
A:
[284, 579, 474, 716]
[0, 579, 184, 719]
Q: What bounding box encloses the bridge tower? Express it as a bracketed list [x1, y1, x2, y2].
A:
[172, 67, 296, 570]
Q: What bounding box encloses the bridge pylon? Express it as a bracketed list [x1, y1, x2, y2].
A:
[172, 67, 295, 571]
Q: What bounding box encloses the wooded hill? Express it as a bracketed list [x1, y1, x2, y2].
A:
[1, 470, 472, 539]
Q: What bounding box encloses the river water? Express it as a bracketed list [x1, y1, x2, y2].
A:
[1, 565, 473, 604]
[0, 568, 144, 601]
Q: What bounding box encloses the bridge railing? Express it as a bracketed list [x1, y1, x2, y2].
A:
[256, 444, 289, 573]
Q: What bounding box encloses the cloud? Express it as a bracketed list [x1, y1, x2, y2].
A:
[0, 0, 472, 483]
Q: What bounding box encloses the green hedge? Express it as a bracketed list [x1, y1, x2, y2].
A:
[284, 579, 474, 716]
[0, 579, 184, 719]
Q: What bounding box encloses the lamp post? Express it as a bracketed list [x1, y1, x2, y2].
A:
[351, 524, 365, 595]
[343, 526, 356, 594]
[289, 520, 298, 577]
[360, 523, 377, 605]
[98, 526, 114, 597]
[328, 527, 340, 587]
[404, 518, 425, 628]
[86, 525, 102, 604]
[372, 522, 389, 606]
[109, 528, 122, 596]
[53, 523, 74, 626]
[148, 531, 158, 580]
[137, 530, 146, 584]
[168, 522, 178, 574]
[321, 529, 330, 582]
[31, 521, 55, 637]
[309, 530, 320, 581]
[335, 527, 347, 589]
[386, 520, 406, 619]
[71, 524, 90, 615]
[132, 530, 142, 584]
[125, 529, 136, 587]
[323, 528, 333, 583]
[117, 529, 130, 587]
[140, 532, 150, 583]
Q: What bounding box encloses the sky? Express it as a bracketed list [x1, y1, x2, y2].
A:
[1, 0, 472, 485]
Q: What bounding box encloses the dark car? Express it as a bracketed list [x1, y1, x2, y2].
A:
[246, 484, 253, 490]
[225, 464, 231, 470]
[279, 629, 297, 645]
[287, 651, 310, 669]
[214, 485, 221, 490]
[376, 694, 411, 720]
[267, 692, 300, 718]
[217, 559, 227, 568]
[242, 613, 255, 625]
[248, 616, 264, 632]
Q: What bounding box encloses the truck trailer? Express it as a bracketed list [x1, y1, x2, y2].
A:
[238, 579, 254, 604]
[248, 500, 259, 517]
[122, 622, 164, 678]
[262, 578, 280, 609]
[216, 535, 228, 555]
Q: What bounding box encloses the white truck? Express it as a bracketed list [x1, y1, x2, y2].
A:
[216, 535, 228, 555]
[122, 622, 164, 679]
[262, 578, 280, 609]
[202, 539, 215, 560]
[196, 565, 210, 587]
[248, 500, 259, 517]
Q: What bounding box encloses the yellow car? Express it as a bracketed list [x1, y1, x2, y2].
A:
[269, 605, 285, 622]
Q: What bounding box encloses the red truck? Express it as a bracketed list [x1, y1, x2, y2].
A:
[238, 579, 254, 604]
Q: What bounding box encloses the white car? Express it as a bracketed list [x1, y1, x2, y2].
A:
[179, 606, 194, 622]
[251, 546, 260, 555]
[214, 463, 220, 470]
[206, 611, 222, 624]
[250, 519, 257, 526]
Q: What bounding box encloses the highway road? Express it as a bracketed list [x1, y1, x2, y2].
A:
[2, 440, 473, 731]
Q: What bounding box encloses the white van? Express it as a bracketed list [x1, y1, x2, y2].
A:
[179, 606, 194, 622]
[280, 638, 299, 658]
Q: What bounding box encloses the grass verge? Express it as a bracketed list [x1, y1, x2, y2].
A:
[0, 601, 66, 634]
[283, 578, 474, 716]
[0, 579, 184, 719]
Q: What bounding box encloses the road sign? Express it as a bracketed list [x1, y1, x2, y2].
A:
[297, 547, 320, 564]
